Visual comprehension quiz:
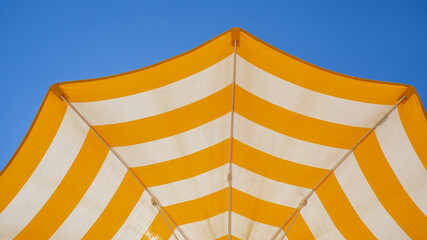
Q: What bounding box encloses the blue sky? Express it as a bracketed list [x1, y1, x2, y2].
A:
[1, 0, 426, 171]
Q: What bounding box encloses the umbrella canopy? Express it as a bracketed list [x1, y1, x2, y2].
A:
[1, 28, 426, 240]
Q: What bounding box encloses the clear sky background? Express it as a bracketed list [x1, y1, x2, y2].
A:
[1, 0, 426, 171]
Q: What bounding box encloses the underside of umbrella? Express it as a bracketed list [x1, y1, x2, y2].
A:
[1, 28, 426, 240]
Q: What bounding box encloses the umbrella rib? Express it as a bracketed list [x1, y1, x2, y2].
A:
[270, 94, 407, 240]
[281, 206, 302, 240]
[60, 96, 189, 240]
[228, 35, 238, 240]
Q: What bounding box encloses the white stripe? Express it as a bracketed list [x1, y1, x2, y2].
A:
[375, 109, 427, 215]
[171, 212, 289, 240]
[115, 113, 231, 167]
[301, 193, 344, 240]
[234, 114, 348, 169]
[335, 153, 410, 239]
[0, 108, 88, 239]
[73, 55, 233, 126]
[232, 213, 287, 240]
[232, 164, 310, 207]
[50, 152, 128, 240]
[170, 212, 228, 240]
[149, 164, 228, 206]
[112, 191, 158, 240]
[236, 56, 391, 128]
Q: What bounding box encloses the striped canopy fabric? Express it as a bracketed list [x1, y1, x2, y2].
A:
[1, 28, 426, 240]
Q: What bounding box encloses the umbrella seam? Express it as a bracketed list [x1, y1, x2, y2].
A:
[228, 31, 239, 240]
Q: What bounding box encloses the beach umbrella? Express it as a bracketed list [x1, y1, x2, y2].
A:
[1, 28, 426, 240]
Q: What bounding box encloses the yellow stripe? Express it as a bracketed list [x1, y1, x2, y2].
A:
[81, 171, 144, 240]
[235, 86, 368, 149]
[0, 91, 67, 213]
[232, 189, 315, 240]
[237, 30, 407, 105]
[132, 140, 229, 187]
[57, 30, 233, 102]
[316, 175, 376, 239]
[354, 133, 427, 239]
[232, 189, 289, 227]
[94, 85, 232, 147]
[216, 236, 241, 240]
[233, 140, 328, 189]
[398, 94, 427, 169]
[282, 214, 315, 240]
[141, 212, 175, 240]
[13, 131, 109, 239]
[164, 188, 228, 225]
[283, 215, 315, 240]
